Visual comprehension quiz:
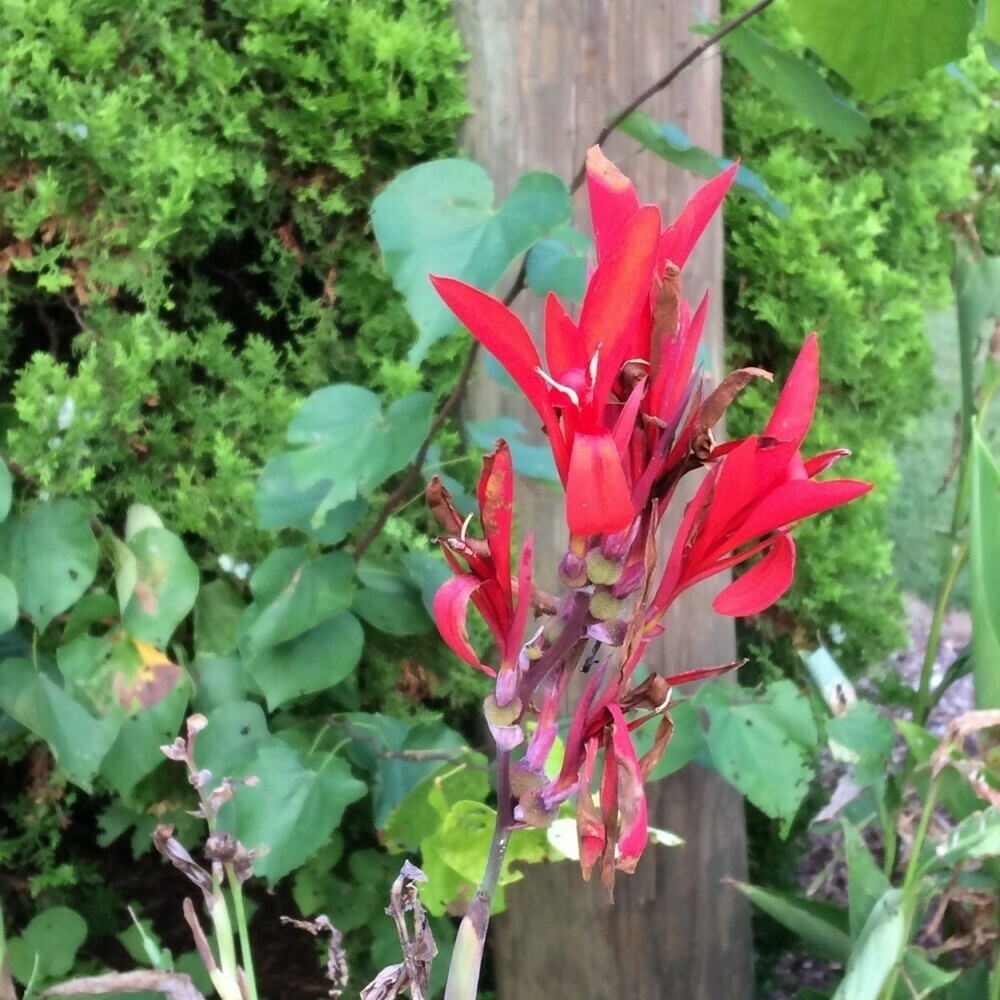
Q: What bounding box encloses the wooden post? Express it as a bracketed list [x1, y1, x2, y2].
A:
[452, 1, 754, 996]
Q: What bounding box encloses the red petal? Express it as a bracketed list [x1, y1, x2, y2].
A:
[576, 740, 605, 880]
[433, 575, 497, 676]
[804, 448, 850, 477]
[566, 432, 635, 537]
[725, 477, 873, 552]
[764, 333, 819, 448]
[543, 292, 585, 378]
[669, 659, 744, 686]
[432, 276, 569, 476]
[478, 443, 514, 605]
[713, 532, 796, 617]
[502, 532, 534, 671]
[658, 164, 737, 269]
[607, 704, 648, 873]
[579, 204, 661, 359]
[585, 146, 640, 261]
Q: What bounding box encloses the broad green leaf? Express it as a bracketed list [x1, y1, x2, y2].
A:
[190, 655, 248, 713]
[121, 527, 200, 647]
[901, 948, 959, 994]
[699, 679, 818, 827]
[344, 713, 468, 829]
[466, 417, 560, 483]
[62, 591, 117, 644]
[278, 387, 433, 524]
[255, 452, 366, 543]
[0, 461, 11, 521]
[827, 703, 894, 788]
[7, 907, 87, 984]
[934, 806, 1000, 866]
[124, 503, 163, 541]
[401, 551, 452, 618]
[354, 559, 433, 635]
[970, 426, 1000, 709]
[618, 112, 787, 215]
[833, 889, 905, 1000]
[525, 223, 591, 302]
[0, 572, 17, 633]
[419, 800, 553, 915]
[249, 546, 308, 604]
[194, 579, 244, 656]
[0, 500, 98, 631]
[731, 882, 851, 962]
[956, 250, 1000, 451]
[988, 0, 1000, 44]
[382, 755, 489, 851]
[239, 551, 355, 655]
[895, 720, 983, 822]
[721, 24, 870, 145]
[99, 677, 191, 796]
[632, 699, 706, 781]
[842, 821, 890, 938]
[0, 658, 119, 789]
[218, 741, 367, 883]
[245, 612, 363, 710]
[941, 963, 989, 998]
[788, 0, 974, 102]
[372, 160, 572, 363]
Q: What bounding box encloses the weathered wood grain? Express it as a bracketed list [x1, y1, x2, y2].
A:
[452, 1, 753, 996]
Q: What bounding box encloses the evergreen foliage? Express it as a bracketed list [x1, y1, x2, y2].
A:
[722, 0, 989, 670]
[0, 0, 468, 560]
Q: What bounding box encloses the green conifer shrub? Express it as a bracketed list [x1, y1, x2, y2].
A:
[722, 0, 989, 671]
[0, 0, 467, 562]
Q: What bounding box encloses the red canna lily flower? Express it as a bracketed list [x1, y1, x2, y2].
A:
[431, 443, 534, 686]
[430, 147, 739, 541]
[651, 333, 872, 619]
[425, 146, 874, 903]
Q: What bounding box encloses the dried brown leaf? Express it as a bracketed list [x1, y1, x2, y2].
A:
[42, 972, 205, 999]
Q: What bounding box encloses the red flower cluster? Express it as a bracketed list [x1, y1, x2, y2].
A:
[427, 147, 871, 894]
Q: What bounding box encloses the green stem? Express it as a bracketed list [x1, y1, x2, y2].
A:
[227, 865, 259, 1000]
[878, 781, 939, 1000]
[914, 537, 969, 726]
[444, 752, 512, 1000]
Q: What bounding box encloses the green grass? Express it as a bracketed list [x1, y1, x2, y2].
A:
[887, 310, 1000, 607]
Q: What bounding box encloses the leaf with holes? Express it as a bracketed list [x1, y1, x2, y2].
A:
[698, 679, 818, 829]
[0, 657, 119, 790]
[0, 500, 98, 631]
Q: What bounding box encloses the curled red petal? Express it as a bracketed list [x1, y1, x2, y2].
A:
[431, 276, 569, 477]
[579, 204, 661, 360]
[576, 740, 605, 881]
[658, 163, 737, 269]
[478, 443, 514, 606]
[585, 145, 641, 261]
[566, 432, 635, 537]
[712, 532, 796, 617]
[764, 332, 819, 448]
[607, 704, 648, 873]
[803, 448, 851, 477]
[544, 292, 585, 379]
[432, 574, 497, 676]
[724, 477, 873, 553]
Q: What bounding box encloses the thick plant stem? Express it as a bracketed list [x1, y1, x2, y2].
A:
[444, 754, 512, 1000]
[878, 782, 939, 1000]
[914, 537, 969, 726]
[226, 866, 258, 1000]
